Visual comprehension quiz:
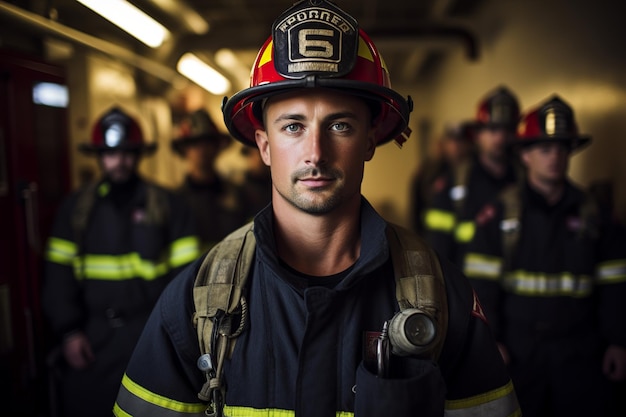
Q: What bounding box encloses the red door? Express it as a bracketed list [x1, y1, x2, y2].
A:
[0, 48, 71, 416]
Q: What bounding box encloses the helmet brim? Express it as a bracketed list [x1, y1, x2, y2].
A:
[78, 142, 158, 155]
[222, 78, 412, 148]
[510, 135, 592, 152]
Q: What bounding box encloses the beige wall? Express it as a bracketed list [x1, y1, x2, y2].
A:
[63, 0, 626, 226]
[363, 0, 626, 226]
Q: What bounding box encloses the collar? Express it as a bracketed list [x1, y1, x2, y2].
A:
[253, 197, 390, 290]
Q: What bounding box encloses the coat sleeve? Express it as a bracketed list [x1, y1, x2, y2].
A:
[41, 193, 85, 339]
[114, 258, 209, 417]
[438, 255, 521, 416]
[462, 201, 506, 340]
[595, 210, 626, 347]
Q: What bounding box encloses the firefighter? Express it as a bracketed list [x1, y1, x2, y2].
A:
[423, 86, 520, 266]
[410, 121, 474, 234]
[114, 1, 520, 416]
[42, 106, 200, 417]
[463, 95, 626, 417]
[171, 108, 251, 252]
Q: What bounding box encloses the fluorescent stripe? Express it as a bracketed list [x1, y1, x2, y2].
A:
[170, 236, 200, 267]
[503, 270, 593, 297]
[117, 373, 207, 415]
[424, 209, 456, 233]
[455, 220, 476, 243]
[73, 252, 170, 281]
[464, 253, 502, 279]
[445, 380, 521, 417]
[45, 237, 77, 264]
[596, 259, 626, 283]
[224, 406, 353, 417]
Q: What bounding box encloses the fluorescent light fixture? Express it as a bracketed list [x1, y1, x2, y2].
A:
[177, 53, 231, 95]
[32, 82, 69, 108]
[76, 0, 170, 48]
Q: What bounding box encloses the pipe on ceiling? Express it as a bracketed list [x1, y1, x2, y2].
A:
[0, 1, 180, 83]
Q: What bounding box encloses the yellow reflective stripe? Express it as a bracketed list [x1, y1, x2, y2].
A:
[45, 237, 77, 264]
[224, 406, 353, 417]
[445, 379, 521, 417]
[259, 40, 273, 67]
[112, 402, 131, 417]
[118, 373, 206, 414]
[455, 220, 476, 243]
[170, 236, 200, 268]
[464, 253, 502, 280]
[73, 252, 170, 281]
[596, 259, 626, 284]
[424, 209, 456, 233]
[504, 270, 593, 297]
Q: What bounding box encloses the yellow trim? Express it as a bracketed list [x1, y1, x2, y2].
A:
[463, 253, 502, 280]
[45, 237, 77, 264]
[445, 379, 516, 410]
[357, 37, 373, 62]
[112, 402, 131, 417]
[454, 220, 476, 243]
[170, 236, 200, 268]
[120, 373, 206, 414]
[504, 270, 593, 297]
[424, 209, 456, 233]
[73, 252, 170, 281]
[224, 406, 353, 417]
[259, 41, 274, 67]
[596, 259, 626, 284]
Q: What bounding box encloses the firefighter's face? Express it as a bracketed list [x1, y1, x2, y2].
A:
[254, 89, 376, 215]
[476, 127, 511, 162]
[99, 149, 139, 183]
[521, 142, 571, 184]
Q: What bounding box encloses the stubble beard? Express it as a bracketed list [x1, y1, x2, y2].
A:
[278, 167, 344, 215]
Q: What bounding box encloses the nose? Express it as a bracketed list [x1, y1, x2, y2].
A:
[304, 126, 326, 166]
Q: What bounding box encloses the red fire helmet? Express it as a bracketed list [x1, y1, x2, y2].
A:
[514, 95, 591, 151]
[473, 86, 520, 131]
[221, 0, 413, 148]
[79, 107, 156, 155]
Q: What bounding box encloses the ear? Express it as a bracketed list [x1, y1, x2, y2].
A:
[519, 148, 531, 167]
[254, 130, 271, 166]
[364, 127, 377, 162]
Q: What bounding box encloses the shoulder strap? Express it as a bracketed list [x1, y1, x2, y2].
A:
[192, 221, 255, 403]
[579, 190, 600, 240]
[385, 222, 448, 361]
[72, 182, 99, 258]
[144, 182, 170, 225]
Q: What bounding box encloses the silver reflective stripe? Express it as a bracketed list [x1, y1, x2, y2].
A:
[597, 260, 626, 283]
[114, 374, 206, 417]
[444, 380, 521, 417]
[464, 253, 502, 279]
[503, 271, 593, 297]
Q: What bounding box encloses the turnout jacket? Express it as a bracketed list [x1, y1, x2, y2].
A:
[463, 181, 626, 349]
[115, 199, 520, 417]
[423, 155, 517, 266]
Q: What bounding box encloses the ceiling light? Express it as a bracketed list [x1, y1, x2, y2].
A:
[76, 0, 170, 48]
[177, 53, 231, 95]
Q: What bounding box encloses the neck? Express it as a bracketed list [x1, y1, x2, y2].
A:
[188, 167, 217, 184]
[479, 153, 506, 178]
[528, 175, 564, 205]
[272, 195, 362, 277]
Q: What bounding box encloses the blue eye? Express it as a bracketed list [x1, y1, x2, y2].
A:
[330, 122, 349, 132]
